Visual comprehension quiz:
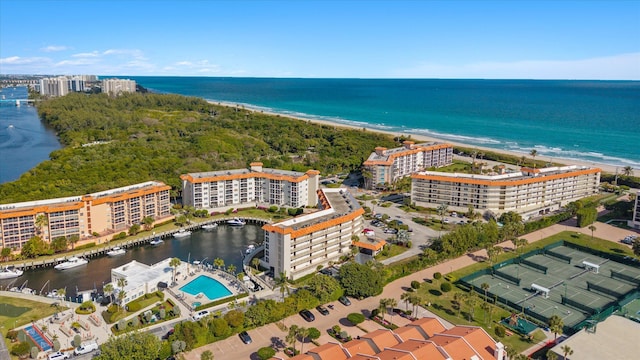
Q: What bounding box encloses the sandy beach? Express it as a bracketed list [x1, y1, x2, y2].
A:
[211, 100, 619, 174]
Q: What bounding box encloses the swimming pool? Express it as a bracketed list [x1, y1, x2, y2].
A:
[179, 275, 232, 301]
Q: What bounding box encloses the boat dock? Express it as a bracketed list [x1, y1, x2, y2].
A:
[10, 217, 270, 270]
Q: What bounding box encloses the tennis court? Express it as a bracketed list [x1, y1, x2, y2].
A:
[462, 243, 640, 329]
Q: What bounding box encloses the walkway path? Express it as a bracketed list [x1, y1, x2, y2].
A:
[184, 218, 637, 360]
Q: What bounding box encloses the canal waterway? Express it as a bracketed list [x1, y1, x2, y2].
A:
[0, 224, 263, 299]
[0, 86, 62, 184]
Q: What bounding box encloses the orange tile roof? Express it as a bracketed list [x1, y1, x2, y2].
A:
[429, 334, 478, 360]
[86, 184, 171, 205]
[342, 339, 378, 356]
[308, 343, 348, 360]
[180, 170, 312, 184]
[364, 143, 453, 166]
[407, 317, 446, 337]
[392, 339, 448, 360]
[250, 162, 264, 166]
[287, 354, 315, 360]
[262, 208, 365, 238]
[443, 326, 496, 360]
[361, 329, 400, 352]
[348, 355, 380, 360]
[393, 326, 426, 341]
[411, 167, 601, 187]
[353, 239, 386, 251]
[375, 349, 414, 360]
[0, 202, 84, 220]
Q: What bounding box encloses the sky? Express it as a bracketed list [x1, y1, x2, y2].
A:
[1, 0, 639, 79]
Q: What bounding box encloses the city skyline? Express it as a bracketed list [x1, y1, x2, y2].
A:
[1, 0, 639, 79]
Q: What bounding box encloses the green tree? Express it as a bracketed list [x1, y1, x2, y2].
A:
[347, 313, 365, 325]
[50, 236, 68, 253]
[20, 236, 48, 258]
[213, 257, 225, 270]
[35, 214, 49, 236]
[588, 225, 596, 240]
[339, 262, 383, 298]
[286, 325, 299, 354]
[95, 331, 162, 360]
[103, 283, 114, 304]
[487, 246, 502, 265]
[257, 347, 275, 360]
[128, 223, 141, 236]
[548, 315, 564, 340]
[200, 350, 214, 360]
[307, 327, 321, 341]
[142, 216, 155, 231]
[633, 238, 640, 257]
[169, 257, 181, 283]
[68, 234, 79, 249]
[560, 345, 573, 359]
[622, 166, 633, 176]
[296, 326, 310, 354]
[275, 272, 291, 302]
[116, 278, 128, 312]
[306, 274, 342, 303]
[1, 247, 11, 261]
[227, 264, 236, 276]
[224, 310, 244, 328]
[529, 149, 538, 168]
[251, 257, 260, 271]
[576, 207, 597, 227]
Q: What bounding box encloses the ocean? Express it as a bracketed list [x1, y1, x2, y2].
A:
[130, 77, 640, 170]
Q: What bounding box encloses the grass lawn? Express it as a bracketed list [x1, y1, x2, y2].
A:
[432, 160, 474, 174]
[375, 244, 409, 262]
[1, 295, 67, 354]
[411, 281, 546, 353]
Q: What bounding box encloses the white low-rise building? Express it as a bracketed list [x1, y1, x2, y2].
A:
[628, 191, 640, 230]
[109, 258, 177, 304]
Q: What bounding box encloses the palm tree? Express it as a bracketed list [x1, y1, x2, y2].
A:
[548, 315, 564, 340]
[251, 258, 260, 272]
[286, 325, 299, 354]
[546, 350, 558, 360]
[103, 283, 114, 304]
[506, 346, 518, 360]
[57, 288, 66, 304]
[481, 283, 490, 302]
[560, 345, 573, 359]
[481, 301, 492, 326]
[275, 272, 290, 301]
[169, 257, 181, 283]
[297, 326, 310, 354]
[409, 294, 421, 317]
[227, 264, 236, 276]
[518, 155, 526, 167]
[213, 258, 225, 271]
[401, 292, 411, 312]
[68, 234, 79, 249]
[588, 225, 596, 240]
[378, 298, 389, 322]
[622, 166, 633, 176]
[529, 149, 538, 169]
[487, 246, 502, 265]
[116, 278, 128, 312]
[453, 292, 466, 318]
[465, 292, 479, 321]
[387, 298, 398, 325]
[142, 216, 154, 231]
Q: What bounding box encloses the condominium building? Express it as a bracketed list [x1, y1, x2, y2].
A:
[39, 76, 69, 97]
[411, 166, 601, 219]
[262, 188, 365, 280]
[363, 141, 453, 189]
[0, 181, 172, 250]
[102, 78, 137, 96]
[283, 317, 505, 360]
[181, 162, 320, 210]
[629, 191, 640, 230]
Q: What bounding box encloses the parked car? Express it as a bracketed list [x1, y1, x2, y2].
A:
[316, 305, 329, 316]
[48, 352, 70, 360]
[239, 331, 252, 344]
[74, 341, 99, 355]
[338, 296, 351, 306]
[299, 309, 315, 322]
[192, 310, 210, 321]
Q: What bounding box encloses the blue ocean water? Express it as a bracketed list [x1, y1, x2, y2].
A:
[130, 77, 640, 169]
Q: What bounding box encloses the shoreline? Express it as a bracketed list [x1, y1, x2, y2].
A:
[209, 100, 620, 174]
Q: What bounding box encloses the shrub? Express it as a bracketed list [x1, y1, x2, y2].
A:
[347, 313, 365, 325]
[495, 325, 506, 338]
[371, 308, 380, 318]
[308, 327, 321, 340]
[257, 346, 276, 360]
[107, 304, 119, 313]
[159, 308, 166, 319]
[30, 346, 38, 359]
[268, 205, 278, 213]
[127, 302, 142, 312]
[53, 339, 61, 351]
[433, 272, 442, 280]
[440, 282, 452, 292]
[117, 319, 127, 331]
[10, 342, 29, 356]
[6, 330, 18, 341]
[73, 334, 82, 347]
[131, 316, 139, 328]
[411, 280, 421, 289]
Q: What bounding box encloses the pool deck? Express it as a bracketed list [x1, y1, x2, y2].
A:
[169, 262, 247, 311]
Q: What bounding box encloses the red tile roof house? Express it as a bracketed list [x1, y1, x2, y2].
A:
[273, 317, 505, 360]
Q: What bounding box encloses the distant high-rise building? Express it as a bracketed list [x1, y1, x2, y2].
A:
[68, 76, 86, 92]
[39, 76, 69, 97]
[102, 78, 136, 96]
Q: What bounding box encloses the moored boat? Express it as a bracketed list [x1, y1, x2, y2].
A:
[227, 218, 246, 226]
[173, 229, 192, 238]
[202, 223, 218, 230]
[150, 237, 164, 246]
[245, 244, 256, 254]
[54, 256, 88, 270]
[0, 267, 23, 279]
[106, 246, 126, 256]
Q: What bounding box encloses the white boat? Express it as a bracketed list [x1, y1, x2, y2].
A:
[47, 289, 65, 300]
[227, 218, 246, 226]
[245, 244, 256, 254]
[173, 229, 192, 238]
[202, 223, 218, 230]
[106, 247, 126, 256]
[54, 256, 88, 270]
[0, 267, 23, 279]
[150, 237, 164, 246]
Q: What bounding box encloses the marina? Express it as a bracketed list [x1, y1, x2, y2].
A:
[0, 221, 265, 299]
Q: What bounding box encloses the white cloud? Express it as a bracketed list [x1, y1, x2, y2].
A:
[393, 53, 640, 80]
[41, 45, 68, 52]
[0, 56, 50, 65]
[72, 51, 101, 58]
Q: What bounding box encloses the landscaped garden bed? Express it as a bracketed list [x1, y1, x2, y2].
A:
[111, 299, 179, 335]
